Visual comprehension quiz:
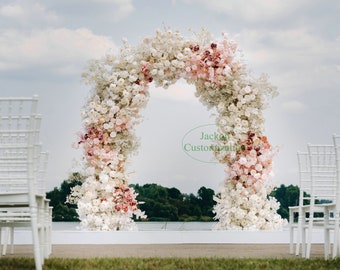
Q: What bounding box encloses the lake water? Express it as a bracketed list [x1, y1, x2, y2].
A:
[52, 221, 217, 231]
[10, 222, 328, 245]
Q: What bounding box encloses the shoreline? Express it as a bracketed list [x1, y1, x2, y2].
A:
[2, 244, 325, 259]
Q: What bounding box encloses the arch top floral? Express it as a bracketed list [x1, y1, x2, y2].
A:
[69, 28, 286, 231]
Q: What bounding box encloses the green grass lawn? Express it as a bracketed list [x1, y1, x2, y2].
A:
[1, 258, 340, 270]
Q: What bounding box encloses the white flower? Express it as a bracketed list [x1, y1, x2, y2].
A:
[132, 94, 147, 107]
[158, 69, 164, 77]
[94, 217, 103, 227]
[117, 78, 125, 86]
[86, 166, 95, 176]
[255, 163, 263, 171]
[109, 171, 117, 178]
[150, 69, 158, 76]
[99, 201, 110, 211]
[238, 157, 247, 165]
[99, 173, 109, 183]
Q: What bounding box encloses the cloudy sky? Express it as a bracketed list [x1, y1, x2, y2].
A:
[1, 0, 339, 194]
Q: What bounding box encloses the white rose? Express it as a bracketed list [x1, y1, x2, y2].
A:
[117, 78, 125, 86]
[99, 173, 109, 183]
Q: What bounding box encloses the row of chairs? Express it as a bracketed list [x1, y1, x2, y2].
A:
[0, 96, 52, 270]
[289, 134, 340, 259]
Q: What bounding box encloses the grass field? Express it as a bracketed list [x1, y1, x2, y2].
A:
[1, 258, 340, 270]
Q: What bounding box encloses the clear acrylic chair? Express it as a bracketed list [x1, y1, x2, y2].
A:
[0, 96, 49, 270]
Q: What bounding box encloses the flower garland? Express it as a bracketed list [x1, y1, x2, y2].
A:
[213, 132, 283, 230]
[69, 29, 286, 230]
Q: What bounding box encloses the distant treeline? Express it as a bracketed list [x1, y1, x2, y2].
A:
[46, 172, 300, 222]
[131, 183, 215, 221]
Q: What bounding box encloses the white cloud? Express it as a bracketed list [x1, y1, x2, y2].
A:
[237, 28, 334, 66]
[183, 0, 307, 23]
[281, 100, 307, 113]
[235, 28, 340, 96]
[0, 28, 116, 74]
[149, 81, 198, 103]
[0, 0, 134, 28]
[0, 3, 24, 17]
[89, 0, 135, 21]
[0, 1, 59, 25]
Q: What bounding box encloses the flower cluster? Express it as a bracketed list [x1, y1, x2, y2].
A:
[213, 180, 284, 230]
[213, 132, 286, 230]
[186, 36, 239, 86]
[227, 132, 276, 193]
[70, 28, 286, 231]
[68, 168, 146, 231]
[112, 184, 139, 213]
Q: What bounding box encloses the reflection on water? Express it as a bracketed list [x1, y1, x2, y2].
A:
[52, 222, 217, 231]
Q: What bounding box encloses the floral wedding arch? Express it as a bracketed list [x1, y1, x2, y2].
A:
[69, 29, 286, 231]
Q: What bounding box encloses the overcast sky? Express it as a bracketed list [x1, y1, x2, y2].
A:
[1, 0, 339, 194]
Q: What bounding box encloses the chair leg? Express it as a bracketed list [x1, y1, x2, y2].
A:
[0, 227, 3, 256]
[302, 225, 306, 257]
[43, 201, 50, 259]
[47, 207, 53, 256]
[45, 217, 52, 258]
[332, 219, 340, 258]
[306, 229, 312, 258]
[295, 232, 300, 256]
[2, 227, 9, 256]
[2, 227, 14, 255]
[296, 216, 303, 256]
[289, 225, 294, 254]
[10, 227, 14, 254]
[0, 228, 2, 255]
[306, 214, 314, 259]
[31, 208, 42, 270]
[324, 228, 330, 259]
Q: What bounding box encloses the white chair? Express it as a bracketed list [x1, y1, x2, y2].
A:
[289, 151, 310, 257]
[305, 144, 337, 259]
[331, 134, 340, 258]
[1, 151, 52, 258]
[37, 151, 52, 258]
[289, 145, 337, 259]
[0, 96, 49, 270]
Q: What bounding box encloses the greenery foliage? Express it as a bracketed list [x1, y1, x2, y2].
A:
[1, 257, 339, 270]
[132, 184, 216, 221]
[269, 184, 299, 220]
[46, 174, 301, 222]
[45, 173, 83, 221]
[46, 175, 216, 222]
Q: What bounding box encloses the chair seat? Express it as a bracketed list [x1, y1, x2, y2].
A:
[0, 192, 29, 205]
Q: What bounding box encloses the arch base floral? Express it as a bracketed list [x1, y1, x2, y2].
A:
[69, 29, 287, 231]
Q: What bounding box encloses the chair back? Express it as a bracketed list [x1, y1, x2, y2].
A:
[307, 144, 337, 204]
[0, 96, 40, 197]
[297, 151, 311, 206]
[36, 151, 49, 195]
[333, 134, 340, 216]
